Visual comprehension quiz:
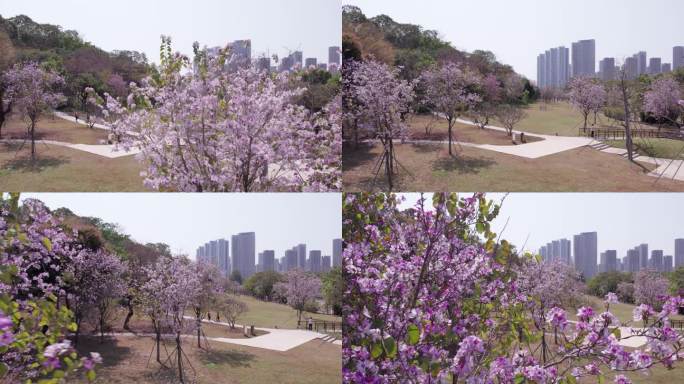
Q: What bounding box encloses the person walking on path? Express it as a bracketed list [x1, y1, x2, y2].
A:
[307, 317, 313, 331]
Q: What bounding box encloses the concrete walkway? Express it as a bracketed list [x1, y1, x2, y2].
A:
[0, 138, 140, 159]
[172, 316, 339, 352]
[55, 111, 113, 131]
[408, 117, 684, 182]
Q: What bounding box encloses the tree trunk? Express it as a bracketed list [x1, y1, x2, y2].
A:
[447, 117, 453, 156]
[156, 329, 161, 364]
[197, 314, 201, 348]
[123, 299, 134, 331]
[30, 118, 36, 161]
[176, 331, 184, 383]
[621, 77, 634, 162]
[583, 113, 588, 132]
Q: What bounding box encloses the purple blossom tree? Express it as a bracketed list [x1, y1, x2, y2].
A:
[275, 269, 321, 324]
[568, 76, 607, 132]
[191, 262, 222, 348]
[67, 248, 127, 345]
[343, 192, 684, 383]
[3, 62, 65, 161]
[471, 74, 502, 130]
[96, 37, 339, 192]
[421, 62, 482, 155]
[643, 77, 683, 128]
[634, 269, 669, 311]
[142, 256, 200, 382]
[345, 59, 414, 190]
[0, 194, 101, 382]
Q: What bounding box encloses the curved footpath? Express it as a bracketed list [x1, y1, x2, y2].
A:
[0, 111, 139, 159]
[105, 317, 341, 352]
[399, 117, 684, 182]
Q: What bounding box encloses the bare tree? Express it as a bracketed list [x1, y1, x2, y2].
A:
[217, 296, 248, 329]
[495, 104, 527, 137]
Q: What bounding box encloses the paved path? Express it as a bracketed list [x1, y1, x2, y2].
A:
[55, 111, 113, 131]
[408, 117, 684, 182]
[0, 138, 140, 159]
[174, 317, 339, 352]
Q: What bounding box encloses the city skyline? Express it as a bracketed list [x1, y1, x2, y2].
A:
[537, 39, 683, 86]
[398, 193, 684, 259]
[21, 193, 341, 260]
[195, 234, 342, 278]
[345, 0, 684, 81]
[2, 0, 342, 66]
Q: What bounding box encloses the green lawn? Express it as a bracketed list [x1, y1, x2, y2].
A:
[606, 138, 684, 160]
[234, 295, 341, 329]
[1, 113, 108, 144]
[74, 335, 340, 384]
[567, 295, 684, 327]
[491, 101, 618, 137]
[0, 142, 146, 191]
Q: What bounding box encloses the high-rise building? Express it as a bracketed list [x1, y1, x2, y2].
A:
[304, 57, 317, 68]
[231, 232, 255, 280]
[664, 255, 674, 272]
[648, 57, 662, 75]
[539, 238, 571, 263]
[296, 243, 307, 269]
[537, 47, 570, 88]
[332, 238, 342, 267]
[309, 250, 322, 273]
[261, 250, 275, 272]
[257, 56, 271, 72]
[599, 250, 617, 273]
[662, 63, 672, 73]
[650, 249, 664, 271]
[634, 51, 647, 75]
[571, 39, 596, 77]
[279, 55, 294, 71]
[317, 63, 328, 71]
[638, 243, 649, 270]
[291, 51, 303, 69]
[599, 58, 616, 81]
[196, 238, 230, 277]
[229, 39, 251, 69]
[329, 46, 341, 66]
[285, 248, 298, 271]
[322, 255, 331, 273]
[625, 248, 640, 272]
[573, 232, 597, 279]
[624, 56, 639, 79]
[673, 46, 684, 70]
[675, 238, 684, 268]
[217, 238, 230, 277]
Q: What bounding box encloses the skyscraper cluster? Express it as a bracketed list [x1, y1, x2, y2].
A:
[537, 40, 684, 86]
[539, 235, 684, 277]
[195, 236, 342, 281]
[279, 45, 341, 72]
[196, 239, 230, 277]
[200, 41, 341, 74]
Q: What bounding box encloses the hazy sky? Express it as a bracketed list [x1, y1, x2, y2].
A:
[1, 0, 342, 64]
[346, 0, 684, 80]
[399, 193, 684, 259]
[22, 193, 341, 260]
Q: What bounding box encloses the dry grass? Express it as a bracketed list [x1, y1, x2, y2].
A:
[72, 335, 341, 384]
[343, 142, 684, 191]
[1, 113, 108, 144]
[407, 114, 542, 144]
[0, 142, 145, 191]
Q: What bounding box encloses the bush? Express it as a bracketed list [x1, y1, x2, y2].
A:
[586, 271, 632, 297]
